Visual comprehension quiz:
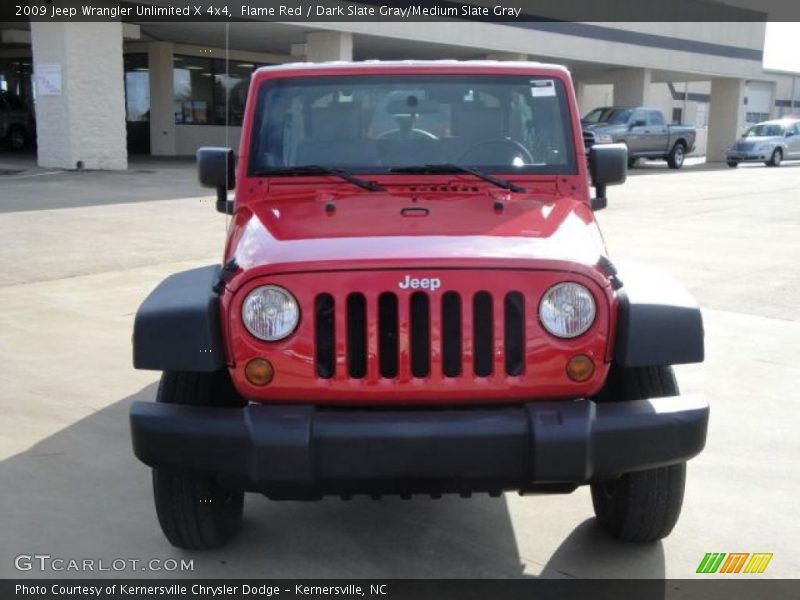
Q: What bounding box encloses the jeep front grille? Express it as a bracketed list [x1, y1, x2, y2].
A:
[314, 290, 526, 380]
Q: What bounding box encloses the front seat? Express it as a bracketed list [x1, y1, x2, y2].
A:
[296, 102, 375, 167]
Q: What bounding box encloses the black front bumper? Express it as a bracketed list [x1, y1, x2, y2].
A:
[130, 395, 708, 498]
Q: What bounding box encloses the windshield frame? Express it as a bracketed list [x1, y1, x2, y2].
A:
[246, 73, 578, 178]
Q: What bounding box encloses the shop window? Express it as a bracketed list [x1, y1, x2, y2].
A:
[745, 112, 769, 124]
[671, 107, 683, 125]
[173, 55, 266, 126]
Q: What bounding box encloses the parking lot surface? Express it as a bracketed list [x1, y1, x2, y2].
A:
[0, 157, 798, 579]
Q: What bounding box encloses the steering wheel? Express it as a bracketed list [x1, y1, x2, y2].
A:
[456, 139, 534, 165]
[377, 128, 439, 141]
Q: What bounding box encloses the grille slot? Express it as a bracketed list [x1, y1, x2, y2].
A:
[441, 292, 462, 377]
[504, 292, 525, 376]
[346, 293, 367, 379]
[410, 292, 431, 378]
[314, 294, 335, 378]
[378, 292, 399, 378]
[473, 292, 494, 377]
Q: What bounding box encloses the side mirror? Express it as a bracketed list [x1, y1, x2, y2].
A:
[589, 143, 627, 210]
[197, 147, 235, 214]
[629, 119, 646, 129]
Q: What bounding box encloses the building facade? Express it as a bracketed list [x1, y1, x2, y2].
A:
[1, 14, 798, 168]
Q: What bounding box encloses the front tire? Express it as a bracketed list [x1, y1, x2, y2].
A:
[590, 366, 687, 542]
[6, 125, 26, 151]
[726, 160, 739, 168]
[152, 370, 246, 549]
[766, 148, 782, 167]
[667, 142, 686, 169]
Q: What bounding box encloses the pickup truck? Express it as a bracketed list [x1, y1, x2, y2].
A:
[583, 106, 696, 169]
[129, 61, 707, 549]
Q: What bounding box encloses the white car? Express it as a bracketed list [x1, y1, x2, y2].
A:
[726, 118, 800, 167]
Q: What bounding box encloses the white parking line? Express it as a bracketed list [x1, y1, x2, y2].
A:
[0, 169, 62, 179]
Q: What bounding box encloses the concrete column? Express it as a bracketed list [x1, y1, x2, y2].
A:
[575, 83, 613, 115]
[706, 78, 745, 162]
[305, 31, 353, 62]
[148, 42, 176, 156]
[485, 52, 528, 61]
[611, 68, 652, 107]
[574, 81, 587, 114]
[30, 22, 127, 170]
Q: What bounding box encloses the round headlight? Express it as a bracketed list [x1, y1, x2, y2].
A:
[242, 285, 300, 341]
[539, 282, 596, 339]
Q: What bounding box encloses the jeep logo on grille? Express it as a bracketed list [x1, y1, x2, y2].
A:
[398, 275, 441, 292]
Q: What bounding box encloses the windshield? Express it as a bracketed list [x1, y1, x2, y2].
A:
[743, 123, 785, 137]
[582, 108, 608, 123]
[583, 107, 631, 125]
[248, 74, 577, 176]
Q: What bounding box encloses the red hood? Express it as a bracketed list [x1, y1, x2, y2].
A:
[227, 187, 608, 288]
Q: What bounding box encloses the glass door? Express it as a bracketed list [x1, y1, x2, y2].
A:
[124, 54, 150, 154]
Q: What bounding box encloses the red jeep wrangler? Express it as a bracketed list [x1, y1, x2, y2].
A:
[130, 61, 707, 549]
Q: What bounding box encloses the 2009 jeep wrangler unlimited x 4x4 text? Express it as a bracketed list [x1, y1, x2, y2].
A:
[130, 61, 708, 549]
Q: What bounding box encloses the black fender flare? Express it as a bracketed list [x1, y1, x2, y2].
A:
[133, 265, 225, 372]
[613, 264, 704, 367]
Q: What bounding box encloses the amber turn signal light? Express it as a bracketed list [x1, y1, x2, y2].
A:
[566, 355, 595, 382]
[245, 358, 274, 386]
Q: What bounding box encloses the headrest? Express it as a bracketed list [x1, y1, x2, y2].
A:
[311, 102, 363, 140]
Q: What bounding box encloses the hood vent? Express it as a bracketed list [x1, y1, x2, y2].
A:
[383, 184, 482, 194]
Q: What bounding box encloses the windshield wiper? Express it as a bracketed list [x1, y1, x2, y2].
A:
[253, 165, 385, 192]
[389, 164, 526, 193]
